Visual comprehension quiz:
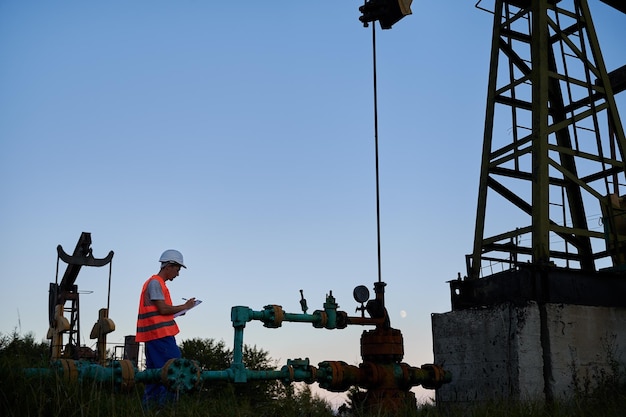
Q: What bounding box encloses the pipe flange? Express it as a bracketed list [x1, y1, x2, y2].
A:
[112, 359, 135, 392]
[398, 362, 411, 388]
[280, 364, 297, 384]
[312, 310, 327, 328]
[161, 358, 202, 392]
[335, 311, 348, 329]
[420, 364, 448, 389]
[272, 305, 284, 327]
[54, 359, 78, 383]
[263, 305, 284, 328]
[306, 365, 317, 384]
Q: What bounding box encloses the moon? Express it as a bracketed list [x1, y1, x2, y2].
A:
[400, 310, 407, 318]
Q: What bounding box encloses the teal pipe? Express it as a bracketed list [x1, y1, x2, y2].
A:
[25, 291, 450, 395]
[51, 359, 115, 382]
[26, 359, 134, 390]
[149, 357, 322, 388]
[24, 358, 319, 388]
[24, 367, 52, 377]
[282, 312, 321, 323]
[25, 357, 449, 395]
[134, 368, 161, 383]
[230, 304, 326, 382]
[231, 291, 342, 331]
[232, 305, 322, 328]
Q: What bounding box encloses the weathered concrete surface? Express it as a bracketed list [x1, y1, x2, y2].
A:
[546, 303, 626, 397]
[432, 302, 626, 404]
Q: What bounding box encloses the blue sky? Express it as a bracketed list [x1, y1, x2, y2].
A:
[1, 0, 624, 405]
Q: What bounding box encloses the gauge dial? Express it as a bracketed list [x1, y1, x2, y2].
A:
[353, 285, 370, 303]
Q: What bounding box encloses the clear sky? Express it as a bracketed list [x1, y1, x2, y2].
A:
[1, 0, 624, 406]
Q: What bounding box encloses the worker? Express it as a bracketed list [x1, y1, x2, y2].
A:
[136, 249, 196, 407]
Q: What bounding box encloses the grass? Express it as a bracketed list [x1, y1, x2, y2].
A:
[5, 368, 626, 417]
[5, 361, 626, 417]
[1, 360, 335, 417]
[3, 332, 626, 416]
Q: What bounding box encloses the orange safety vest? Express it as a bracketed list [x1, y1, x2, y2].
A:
[136, 275, 180, 342]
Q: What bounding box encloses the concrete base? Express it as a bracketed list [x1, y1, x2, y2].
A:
[432, 302, 626, 404]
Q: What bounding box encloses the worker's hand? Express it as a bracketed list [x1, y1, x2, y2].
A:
[184, 298, 196, 309]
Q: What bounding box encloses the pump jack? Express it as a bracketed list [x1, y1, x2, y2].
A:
[47, 232, 115, 364]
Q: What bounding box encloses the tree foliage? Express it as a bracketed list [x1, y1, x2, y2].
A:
[180, 337, 231, 370]
[0, 330, 49, 366]
[180, 338, 280, 404]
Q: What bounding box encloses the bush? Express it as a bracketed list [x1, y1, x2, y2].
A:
[0, 330, 49, 366]
[179, 338, 292, 408]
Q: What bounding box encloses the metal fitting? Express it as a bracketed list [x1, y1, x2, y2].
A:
[262, 304, 284, 328]
[161, 358, 202, 392]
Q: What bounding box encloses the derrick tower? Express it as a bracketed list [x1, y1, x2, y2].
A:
[433, 0, 626, 404]
[468, 0, 626, 281]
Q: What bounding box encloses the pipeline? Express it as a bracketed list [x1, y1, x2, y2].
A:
[26, 282, 451, 411]
[25, 357, 450, 395]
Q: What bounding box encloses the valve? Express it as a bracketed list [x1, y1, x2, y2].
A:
[299, 289, 308, 313]
[281, 358, 317, 384]
[323, 291, 338, 329]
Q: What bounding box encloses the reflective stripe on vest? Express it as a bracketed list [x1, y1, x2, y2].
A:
[135, 275, 179, 342]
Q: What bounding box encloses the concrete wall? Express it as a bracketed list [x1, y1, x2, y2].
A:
[546, 303, 626, 398]
[432, 302, 626, 404]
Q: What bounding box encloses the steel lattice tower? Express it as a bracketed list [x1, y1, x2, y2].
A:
[468, 0, 626, 280]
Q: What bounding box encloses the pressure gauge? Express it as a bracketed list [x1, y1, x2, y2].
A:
[353, 285, 370, 304]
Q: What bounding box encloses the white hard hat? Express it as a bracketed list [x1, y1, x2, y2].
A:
[159, 249, 186, 268]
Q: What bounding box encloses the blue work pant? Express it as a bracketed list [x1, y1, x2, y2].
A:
[142, 336, 181, 408]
